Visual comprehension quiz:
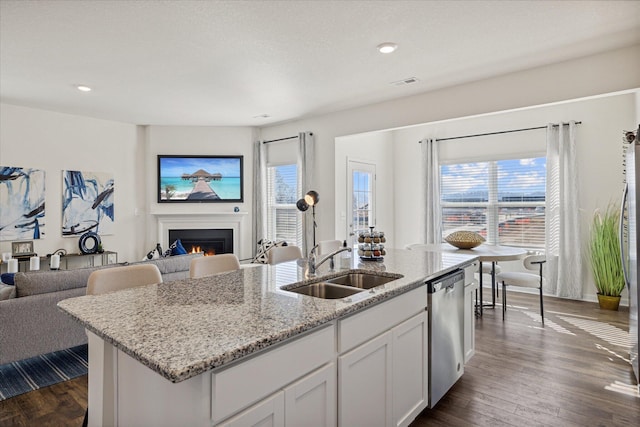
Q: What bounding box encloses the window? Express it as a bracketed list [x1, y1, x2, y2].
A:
[440, 157, 546, 248]
[266, 164, 302, 246]
[347, 161, 376, 239]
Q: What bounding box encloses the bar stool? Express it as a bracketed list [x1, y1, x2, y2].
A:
[190, 254, 240, 278]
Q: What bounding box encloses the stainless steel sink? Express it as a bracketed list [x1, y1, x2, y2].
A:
[285, 282, 364, 299]
[325, 272, 403, 289]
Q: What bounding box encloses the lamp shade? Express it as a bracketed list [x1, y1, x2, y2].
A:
[296, 198, 309, 212]
[304, 190, 319, 206]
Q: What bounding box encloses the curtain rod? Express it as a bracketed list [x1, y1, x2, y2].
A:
[263, 135, 298, 144]
[418, 121, 582, 143]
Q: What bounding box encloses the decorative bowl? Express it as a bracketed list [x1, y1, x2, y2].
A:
[444, 231, 485, 249]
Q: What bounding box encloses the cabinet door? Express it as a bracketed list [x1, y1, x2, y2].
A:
[284, 363, 336, 427]
[464, 282, 478, 363]
[217, 391, 284, 427]
[392, 312, 428, 427]
[338, 331, 392, 427]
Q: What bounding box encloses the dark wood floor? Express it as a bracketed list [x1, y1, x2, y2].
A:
[1, 290, 638, 426]
[413, 289, 640, 426]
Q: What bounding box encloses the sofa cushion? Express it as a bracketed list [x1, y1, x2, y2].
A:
[128, 252, 203, 276]
[14, 265, 119, 297]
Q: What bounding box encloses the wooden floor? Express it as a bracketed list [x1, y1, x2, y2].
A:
[412, 289, 640, 426]
[1, 290, 638, 426]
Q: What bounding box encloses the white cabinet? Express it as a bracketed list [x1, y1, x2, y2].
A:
[285, 363, 336, 427]
[338, 331, 393, 427]
[392, 312, 428, 427]
[220, 363, 336, 427]
[463, 263, 478, 363]
[212, 325, 335, 423]
[337, 285, 428, 427]
[218, 391, 285, 427]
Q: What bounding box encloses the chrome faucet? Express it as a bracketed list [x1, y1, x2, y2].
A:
[308, 245, 352, 276]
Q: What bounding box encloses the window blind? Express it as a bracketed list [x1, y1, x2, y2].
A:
[266, 164, 301, 246]
[440, 157, 546, 248]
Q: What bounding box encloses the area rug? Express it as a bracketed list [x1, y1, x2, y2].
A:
[0, 344, 88, 401]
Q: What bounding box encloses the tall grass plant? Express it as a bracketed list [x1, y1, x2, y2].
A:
[589, 204, 625, 297]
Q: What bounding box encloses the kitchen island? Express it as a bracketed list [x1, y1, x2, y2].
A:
[58, 248, 477, 427]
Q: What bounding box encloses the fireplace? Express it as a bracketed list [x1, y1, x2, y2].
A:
[169, 229, 233, 256]
[155, 212, 247, 259]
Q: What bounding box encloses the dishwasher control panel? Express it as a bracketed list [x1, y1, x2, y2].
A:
[426, 269, 464, 293]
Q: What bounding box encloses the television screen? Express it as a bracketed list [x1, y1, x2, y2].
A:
[157, 155, 243, 203]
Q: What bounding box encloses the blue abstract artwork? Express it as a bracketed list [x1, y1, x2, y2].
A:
[0, 166, 46, 241]
[62, 170, 114, 236]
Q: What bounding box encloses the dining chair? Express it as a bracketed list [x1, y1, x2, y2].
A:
[267, 245, 303, 264]
[317, 239, 342, 256]
[84, 263, 163, 427]
[189, 253, 240, 278]
[496, 254, 546, 324]
[87, 264, 163, 295]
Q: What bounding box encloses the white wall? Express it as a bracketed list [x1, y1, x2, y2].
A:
[259, 44, 640, 245]
[0, 108, 256, 263]
[0, 103, 142, 262]
[144, 126, 256, 261]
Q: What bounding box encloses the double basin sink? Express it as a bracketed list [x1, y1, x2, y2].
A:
[282, 272, 403, 299]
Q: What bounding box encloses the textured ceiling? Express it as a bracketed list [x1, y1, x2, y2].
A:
[1, 0, 639, 126]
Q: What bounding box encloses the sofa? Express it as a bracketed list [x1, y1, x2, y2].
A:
[0, 252, 203, 365]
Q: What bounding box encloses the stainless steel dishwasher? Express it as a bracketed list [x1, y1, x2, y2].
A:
[427, 269, 465, 408]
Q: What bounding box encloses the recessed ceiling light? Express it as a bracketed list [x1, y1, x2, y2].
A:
[76, 85, 92, 92]
[253, 114, 271, 119]
[377, 42, 397, 54]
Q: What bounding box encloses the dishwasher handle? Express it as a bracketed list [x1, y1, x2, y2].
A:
[426, 269, 464, 293]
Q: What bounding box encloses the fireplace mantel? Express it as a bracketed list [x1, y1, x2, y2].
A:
[153, 212, 248, 257]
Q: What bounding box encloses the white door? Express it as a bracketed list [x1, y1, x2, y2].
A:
[347, 160, 376, 244]
[392, 312, 428, 427]
[284, 363, 336, 427]
[338, 331, 392, 427]
[217, 391, 285, 427]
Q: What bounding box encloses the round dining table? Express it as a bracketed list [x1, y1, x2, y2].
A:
[406, 243, 527, 315]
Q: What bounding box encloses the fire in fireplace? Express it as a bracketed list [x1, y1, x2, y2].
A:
[169, 229, 233, 256]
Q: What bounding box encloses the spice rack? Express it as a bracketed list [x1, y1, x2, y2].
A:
[357, 226, 386, 261]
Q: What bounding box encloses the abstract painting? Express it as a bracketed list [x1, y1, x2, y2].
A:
[0, 166, 46, 241]
[62, 170, 114, 236]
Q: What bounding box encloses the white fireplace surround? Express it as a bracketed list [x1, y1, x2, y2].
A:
[154, 212, 248, 258]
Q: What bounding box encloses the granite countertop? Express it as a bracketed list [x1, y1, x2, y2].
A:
[58, 248, 476, 383]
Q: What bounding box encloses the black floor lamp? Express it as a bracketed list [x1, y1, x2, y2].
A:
[296, 190, 319, 248]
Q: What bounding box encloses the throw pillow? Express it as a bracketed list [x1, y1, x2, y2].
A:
[0, 284, 15, 300]
[143, 243, 163, 261]
[167, 239, 188, 256]
[252, 239, 288, 264]
[0, 273, 15, 285]
[142, 249, 162, 261]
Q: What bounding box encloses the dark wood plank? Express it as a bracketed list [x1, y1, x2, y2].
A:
[415, 289, 640, 426]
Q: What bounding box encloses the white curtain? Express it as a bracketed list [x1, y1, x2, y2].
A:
[252, 139, 267, 258]
[421, 138, 442, 244]
[297, 132, 315, 255]
[545, 121, 582, 298]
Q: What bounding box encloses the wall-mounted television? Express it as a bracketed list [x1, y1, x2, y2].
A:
[157, 155, 244, 203]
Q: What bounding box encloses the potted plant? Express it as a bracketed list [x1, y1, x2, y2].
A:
[588, 204, 625, 310]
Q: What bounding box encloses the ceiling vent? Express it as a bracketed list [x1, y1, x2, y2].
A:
[390, 77, 419, 86]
